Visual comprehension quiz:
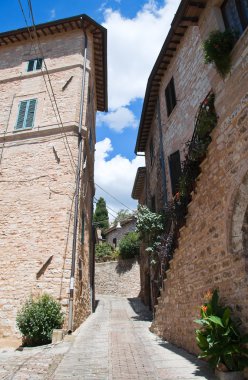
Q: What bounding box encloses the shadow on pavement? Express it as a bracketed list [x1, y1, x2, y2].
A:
[157, 340, 216, 379]
[127, 297, 153, 321]
[94, 299, 100, 311]
[128, 297, 215, 379]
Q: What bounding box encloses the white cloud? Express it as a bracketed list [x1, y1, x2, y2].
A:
[49, 9, 56, 20]
[97, 107, 137, 133]
[95, 138, 145, 218]
[102, 0, 181, 109]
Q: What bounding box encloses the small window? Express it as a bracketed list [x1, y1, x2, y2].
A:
[15, 99, 37, 130]
[168, 150, 181, 196]
[151, 195, 156, 212]
[165, 77, 177, 116]
[27, 58, 43, 72]
[222, 0, 248, 37]
[149, 138, 154, 166]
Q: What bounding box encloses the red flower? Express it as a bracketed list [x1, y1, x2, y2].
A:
[201, 305, 208, 313]
[175, 192, 180, 201]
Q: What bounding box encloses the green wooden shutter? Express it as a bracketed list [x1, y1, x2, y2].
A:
[27, 60, 35, 72]
[15, 101, 28, 130]
[168, 150, 181, 196]
[36, 58, 43, 70]
[15, 99, 37, 130]
[25, 99, 37, 129]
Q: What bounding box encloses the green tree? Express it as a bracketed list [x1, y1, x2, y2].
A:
[119, 232, 140, 259]
[93, 197, 109, 231]
[113, 209, 132, 225]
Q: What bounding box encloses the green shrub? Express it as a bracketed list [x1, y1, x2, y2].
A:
[203, 30, 236, 77]
[95, 242, 117, 262]
[195, 289, 248, 371]
[136, 205, 164, 242]
[119, 232, 140, 259]
[16, 293, 64, 346]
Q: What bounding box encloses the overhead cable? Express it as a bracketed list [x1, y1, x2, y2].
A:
[95, 183, 133, 212]
[17, 0, 76, 174]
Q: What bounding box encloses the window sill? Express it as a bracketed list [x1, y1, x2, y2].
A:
[13, 128, 33, 133]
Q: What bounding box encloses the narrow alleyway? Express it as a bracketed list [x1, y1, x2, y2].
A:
[0, 296, 216, 380]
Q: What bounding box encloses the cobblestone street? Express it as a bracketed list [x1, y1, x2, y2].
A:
[0, 296, 216, 380]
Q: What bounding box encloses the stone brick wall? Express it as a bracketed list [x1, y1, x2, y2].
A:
[95, 259, 141, 298]
[142, 1, 248, 355]
[0, 29, 96, 340]
[145, 26, 211, 210]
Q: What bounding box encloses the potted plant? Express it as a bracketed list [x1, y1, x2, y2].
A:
[195, 290, 248, 379]
[203, 30, 236, 78]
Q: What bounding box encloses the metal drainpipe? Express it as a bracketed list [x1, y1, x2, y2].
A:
[68, 25, 88, 333]
[157, 98, 168, 206]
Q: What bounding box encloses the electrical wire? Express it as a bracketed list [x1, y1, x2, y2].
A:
[95, 183, 134, 212]
[93, 199, 116, 220]
[94, 196, 119, 216]
[17, 0, 76, 174]
[27, 0, 77, 172]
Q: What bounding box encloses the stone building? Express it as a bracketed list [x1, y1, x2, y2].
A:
[105, 217, 136, 248]
[0, 14, 107, 343]
[133, 0, 248, 354]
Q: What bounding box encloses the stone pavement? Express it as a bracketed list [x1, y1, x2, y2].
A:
[0, 295, 216, 380]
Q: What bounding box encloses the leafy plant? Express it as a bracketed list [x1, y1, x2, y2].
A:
[95, 242, 118, 262]
[136, 205, 165, 242]
[203, 30, 236, 78]
[119, 232, 140, 259]
[178, 92, 217, 198]
[195, 290, 248, 371]
[16, 293, 64, 346]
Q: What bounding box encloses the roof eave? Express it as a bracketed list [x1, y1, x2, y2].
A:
[135, 0, 206, 153]
[0, 14, 108, 112]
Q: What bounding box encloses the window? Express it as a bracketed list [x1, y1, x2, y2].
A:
[165, 77, 177, 117]
[151, 195, 156, 212]
[168, 150, 181, 196]
[149, 138, 154, 166]
[15, 99, 37, 130]
[27, 58, 43, 72]
[222, 0, 248, 37]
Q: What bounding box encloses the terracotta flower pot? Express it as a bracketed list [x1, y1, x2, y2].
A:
[215, 369, 244, 380]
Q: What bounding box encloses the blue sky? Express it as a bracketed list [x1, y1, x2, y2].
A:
[0, 0, 180, 216]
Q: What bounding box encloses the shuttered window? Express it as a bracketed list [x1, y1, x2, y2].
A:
[27, 58, 43, 72]
[15, 99, 37, 130]
[168, 150, 181, 196]
[151, 195, 156, 212]
[222, 0, 248, 37]
[165, 77, 177, 117]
